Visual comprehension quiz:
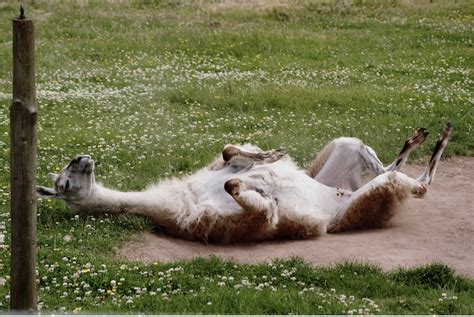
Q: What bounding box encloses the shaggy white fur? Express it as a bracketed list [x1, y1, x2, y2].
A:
[37, 123, 452, 243]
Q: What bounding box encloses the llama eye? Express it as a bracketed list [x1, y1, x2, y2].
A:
[65, 180, 70, 191]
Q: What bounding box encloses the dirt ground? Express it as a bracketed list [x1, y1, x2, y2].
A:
[118, 157, 474, 278]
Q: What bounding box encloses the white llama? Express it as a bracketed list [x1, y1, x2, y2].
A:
[37, 123, 452, 243]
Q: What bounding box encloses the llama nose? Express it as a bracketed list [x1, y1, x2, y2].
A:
[75, 155, 91, 163]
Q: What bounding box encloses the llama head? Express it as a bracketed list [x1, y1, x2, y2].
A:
[37, 155, 95, 201]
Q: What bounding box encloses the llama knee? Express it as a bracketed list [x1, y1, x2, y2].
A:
[224, 179, 279, 228]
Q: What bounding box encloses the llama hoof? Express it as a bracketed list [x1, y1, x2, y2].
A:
[442, 121, 453, 139]
[408, 127, 429, 146]
[400, 128, 429, 156]
[224, 179, 242, 196]
[222, 145, 240, 162]
[268, 148, 285, 162]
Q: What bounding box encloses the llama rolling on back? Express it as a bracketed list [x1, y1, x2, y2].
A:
[37, 123, 452, 243]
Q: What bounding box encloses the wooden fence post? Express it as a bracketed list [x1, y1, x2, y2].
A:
[10, 5, 38, 312]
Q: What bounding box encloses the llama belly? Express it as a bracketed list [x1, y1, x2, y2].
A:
[188, 167, 244, 216]
[186, 183, 275, 243]
[272, 171, 341, 218]
[180, 162, 343, 242]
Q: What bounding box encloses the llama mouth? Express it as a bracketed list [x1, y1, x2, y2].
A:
[67, 155, 92, 169]
[81, 159, 94, 173]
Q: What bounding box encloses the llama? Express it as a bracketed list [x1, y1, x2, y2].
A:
[37, 122, 452, 243]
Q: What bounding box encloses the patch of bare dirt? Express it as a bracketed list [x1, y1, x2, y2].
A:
[118, 157, 474, 278]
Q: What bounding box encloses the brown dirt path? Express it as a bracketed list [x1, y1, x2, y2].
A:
[118, 157, 474, 278]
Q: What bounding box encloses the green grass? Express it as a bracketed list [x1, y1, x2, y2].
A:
[0, 0, 473, 313]
[31, 257, 474, 314]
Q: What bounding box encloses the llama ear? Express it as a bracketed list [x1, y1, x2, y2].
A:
[48, 173, 59, 181]
[36, 186, 64, 199]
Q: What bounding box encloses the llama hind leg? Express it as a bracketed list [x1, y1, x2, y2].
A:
[308, 128, 429, 190]
[351, 127, 429, 184]
[417, 122, 453, 184]
[224, 178, 279, 228]
[327, 172, 428, 233]
[359, 127, 429, 175]
[383, 127, 429, 172]
[327, 122, 452, 233]
[308, 138, 367, 190]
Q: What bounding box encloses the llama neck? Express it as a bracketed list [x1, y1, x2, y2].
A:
[67, 184, 164, 216]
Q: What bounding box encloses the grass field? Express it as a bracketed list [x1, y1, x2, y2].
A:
[0, 0, 473, 313]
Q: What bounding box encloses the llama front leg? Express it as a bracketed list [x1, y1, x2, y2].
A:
[327, 122, 452, 233]
[223, 145, 285, 172]
[209, 144, 285, 171]
[224, 178, 327, 240]
[224, 178, 279, 228]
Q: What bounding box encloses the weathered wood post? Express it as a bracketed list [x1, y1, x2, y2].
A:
[10, 5, 38, 312]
